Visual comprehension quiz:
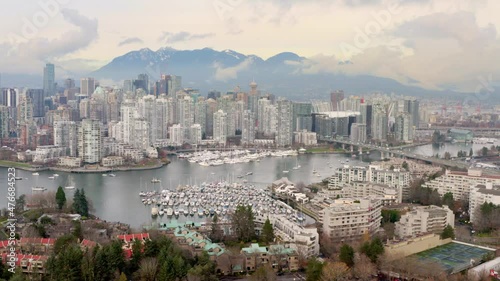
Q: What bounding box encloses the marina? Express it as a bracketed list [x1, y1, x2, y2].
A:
[0, 153, 368, 227]
[179, 149, 299, 167]
[139, 181, 307, 223]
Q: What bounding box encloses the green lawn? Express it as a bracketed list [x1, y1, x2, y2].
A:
[0, 160, 32, 169]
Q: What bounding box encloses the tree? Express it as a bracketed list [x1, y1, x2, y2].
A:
[231, 205, 256, 242]
[209, 213, 223, 243]
[389, 165, 394, 171]
[117, 272, 127, 281]
[469, 148, 473, 157]
[442, 192, 454, 210]
[360, 237, 384, 263]
[444, 152, 451, 160]
[73, 189, 82, 215]
[73, 189, 89, 217]
[339, 244, 355, 267]
[250, 265, 276, 281]
[306, 258, 323, 281]
[15, 194, 25, 213]
[261, 218, 275, 244]
[320, 261, 350, 281]
[352, 254, 376, 281]
[381, 210, 400, 224]
[402, 161, 409, 171]
[56, 186, 66, 210]
[46, 244, 84, 281]
[134, 257, 158, 281]
[440, 224, 455, 239]
[481, 146, 488, 156]
[474, 202, 500, 232]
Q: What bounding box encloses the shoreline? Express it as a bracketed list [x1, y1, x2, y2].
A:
[0, 160, 170, 173]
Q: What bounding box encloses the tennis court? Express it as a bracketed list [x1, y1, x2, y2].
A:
[415, 242, 495, 274]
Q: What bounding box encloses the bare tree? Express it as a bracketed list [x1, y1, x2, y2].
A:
[321, 261, 350, 281]
[250, 264, 276, 281]
[352, 254, 376, 281]
[134, 257, 158, 281]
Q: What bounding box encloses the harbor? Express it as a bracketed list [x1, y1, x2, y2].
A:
[178, 149, 299, 166]
[139, 181, 308, 224]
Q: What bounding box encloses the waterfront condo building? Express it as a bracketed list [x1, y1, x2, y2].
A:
[422, 169, 500, 200]
[213, 110, 227, 145]
[395, 205, 454, 239]
[80, 77, 95, 96]
[78, 119, 102, 164]
[319, 197, 382, 242]
[469, 183, 500, 223]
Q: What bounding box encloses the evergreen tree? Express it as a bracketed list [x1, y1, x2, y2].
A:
[306, 258, 323, 281]
[56, 186, 66, 210]
[73, 189, 82, 215]
[209, 213, 223, 242]
[440, 224, 455, 239]
[469, 148, 473, 157]
[261, 218, 275, 244]
[80, 189, 89, 217]
[402, 161, 409, 171]
[360, 237, 384, 263]
[339, 244, 355, 267]
[231, 205, 256, 242]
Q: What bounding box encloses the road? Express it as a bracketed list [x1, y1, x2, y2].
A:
[220, 272, 306, 281]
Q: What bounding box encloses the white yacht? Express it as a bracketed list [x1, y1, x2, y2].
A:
[174, 209, 180, 216]
[32, 172, 39, 176]
[166, 208, 173, 217]
[158, 209, 165, 216]
[109, 174, 116, 177]
[32, 187, 47, 191]
[48, 176, 55, 180]
[151, 207, 159, 217]
[64, 186, 75, 190]
[151, 178, 161, 183]
[53, 174, 59, 177]
[102, 174, 108, 177]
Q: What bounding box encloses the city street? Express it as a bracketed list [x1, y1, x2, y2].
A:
[220, 272, 306, 281]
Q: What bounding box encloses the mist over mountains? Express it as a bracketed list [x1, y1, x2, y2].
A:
[2, 47, 485, 101]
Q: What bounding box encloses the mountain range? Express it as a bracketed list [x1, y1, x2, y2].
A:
[2, 47, 494, 101]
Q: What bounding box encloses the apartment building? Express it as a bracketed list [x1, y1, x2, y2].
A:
[395, 205, 454, 239]
[319, 197, 382, 242]
[325, 182, 399, 205]
[268, 215, 319, 258]
[469, 183, 500, 223]
[422, 169, 500, 200]
[328, 165, 410, 200]
[241, 243, 299, 272]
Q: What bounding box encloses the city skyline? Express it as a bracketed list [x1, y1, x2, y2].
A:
[0, 0, 499, 92]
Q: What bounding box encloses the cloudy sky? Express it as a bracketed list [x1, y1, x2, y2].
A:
[0, 0, 499, 91]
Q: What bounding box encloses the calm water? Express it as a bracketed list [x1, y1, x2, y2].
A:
[406, 142, 498, 157]
[0, 153, 367, 228]
[2, 142, 496, 228]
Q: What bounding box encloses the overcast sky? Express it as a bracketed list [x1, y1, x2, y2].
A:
[0, 0, 499, 91]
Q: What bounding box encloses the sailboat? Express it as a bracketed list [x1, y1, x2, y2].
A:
[292, 158, 301, 170]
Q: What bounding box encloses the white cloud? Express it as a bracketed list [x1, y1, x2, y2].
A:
[214, 57, 254, 81]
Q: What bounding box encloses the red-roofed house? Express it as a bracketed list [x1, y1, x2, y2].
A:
[1, 253, 48, 274]
[0, 240, 15, 255]
[80, 239, 97, 251]
[18, 238, 56, 254]
[117, 233, 150, 259]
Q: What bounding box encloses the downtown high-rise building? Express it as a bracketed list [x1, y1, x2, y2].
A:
[241, 110, 255, 145]
[257, 98, 272, 133]
[213, 110, 227, 144]
[403, 98, 420, 128]
[43, 63, 56, 97]
[372, 105, 388, 141]
[330, 90, 345, 111]
[276, 99, 293, 147]
[350, 123, 367, 143]
[292, 102, 312, 131]
[138, 95, 158, 144]
[26, 89, 44, 117]
[395, 113, 413, 143]
[78, 119, 102, 164]
[81, 78, 95, 96]
[0, 106, 8, 139]
[54, 121, 78, 156]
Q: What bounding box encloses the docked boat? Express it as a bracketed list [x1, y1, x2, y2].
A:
[198, 209, 204, 217]
[102, 174, 108, 177]
[151, 178, 161, 183]
[64, 186, 75, 190]
[166, 208, 173, 217]
[158, 209, 165, 216]
[48, 176, 55, 180]
[109, 174, 116, 177]
[53, 174, 59, 177]
[174, 209, 180, 216]
[32, 172, 39, 176]
[151, 207, 159, 217]
[183, 209, 189, 216]
[32, 187, 47, 191]
[283, 170, 289, 174]
[15, 177, 23, 180]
